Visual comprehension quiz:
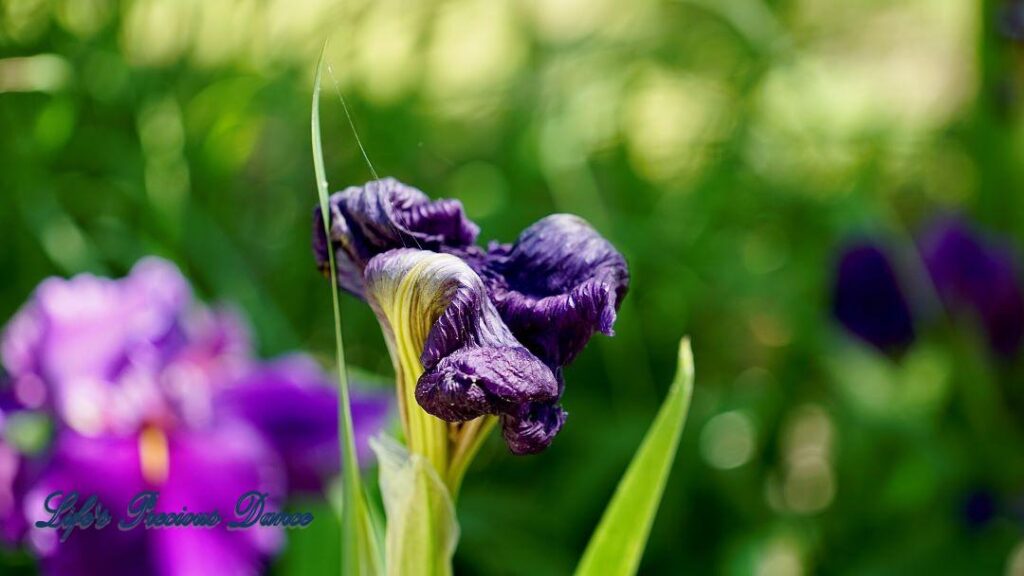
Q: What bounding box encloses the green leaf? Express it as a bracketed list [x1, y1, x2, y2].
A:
[575, 337, 695, 576]
[312, 41, 381, 576]
[372, 435, 459, 576]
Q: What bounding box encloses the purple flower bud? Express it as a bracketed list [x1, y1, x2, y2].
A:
[831, 241, 916, 353]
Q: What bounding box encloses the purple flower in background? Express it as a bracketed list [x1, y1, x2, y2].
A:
[831, 216, 1024, 359]
[920, 217, 1024, 357]
[314, 178, 628, 455]
[0, 258, 390, 575]
[1001, 1, 1024, 42]
[831, 241, 917, 354]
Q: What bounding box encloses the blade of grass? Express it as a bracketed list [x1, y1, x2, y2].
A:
[574, 337, 695, 576]
[312, 41, 380, 576]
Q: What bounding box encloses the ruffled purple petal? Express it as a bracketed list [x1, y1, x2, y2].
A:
[215, 354, 391, 492]
[831, 241, 916, 353]
[500, 402, 568, 455]
[364, 249, 560, 439]
[0, 258, 194, 432]
[313, 178, 479, 297]
[465, 214, 629, 368]
[920, 217, 1024, 357]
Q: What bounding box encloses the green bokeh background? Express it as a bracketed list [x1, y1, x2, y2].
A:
[2, 0, 1024, 574]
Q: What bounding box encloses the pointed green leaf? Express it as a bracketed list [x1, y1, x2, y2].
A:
[575, 337, 695, 576]
[312, 41, 381, 576]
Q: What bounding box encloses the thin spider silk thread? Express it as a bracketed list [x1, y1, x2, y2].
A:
[326, 62, 422, 252]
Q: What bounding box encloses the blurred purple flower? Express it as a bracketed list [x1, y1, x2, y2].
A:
[314, 178, 628, 454]
[831, 241, 917, 354]
[0, 258, 390, 575]
[920, 217, 1024, 357]
[1001, 1, 1024, 42]
[961, 489, 998, 530]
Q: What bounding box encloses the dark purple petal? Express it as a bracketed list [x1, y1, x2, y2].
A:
[832, 241, 916, 353]
[215, 354, 391, 492]
[314, 178, 480, 297]
[920, 217, 1024, 357]
[500, 402, 568, 455]
[416, 347, 559, 421]
[464, 214, 629, 368]
[364, 249, 560, 442]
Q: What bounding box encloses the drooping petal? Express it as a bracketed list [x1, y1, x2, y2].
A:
[464, 214, 629, 368]
[365, 249, 559, 424]
[500, 402, 568, 456]
[416, 347, 558, 422]
[215, 354, 391, 493]
[920, 217, 1024, 357]
[314, 178, 479, 297]
[831, 241, 916, 353]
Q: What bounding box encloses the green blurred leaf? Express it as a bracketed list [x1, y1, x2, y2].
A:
[372, 436, 458, 576]
[575, 337, 695, 576]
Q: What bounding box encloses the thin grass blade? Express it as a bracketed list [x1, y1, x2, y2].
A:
[312, 41, 381, 576]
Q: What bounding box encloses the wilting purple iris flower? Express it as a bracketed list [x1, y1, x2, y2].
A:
[0, 258, 390, 575]
[314, 178, 628, 454]
[920, 217, 1024, 357]
[831, 241, 917, 354]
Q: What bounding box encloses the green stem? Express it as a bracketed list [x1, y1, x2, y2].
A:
[447, 416, 498, 496]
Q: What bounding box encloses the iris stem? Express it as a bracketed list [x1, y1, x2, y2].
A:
[447, 416, 498, 497]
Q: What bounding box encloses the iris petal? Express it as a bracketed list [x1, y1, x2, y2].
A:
[417, 347, 559, 421]
[314, 178, 479, 297]
[500, 402, 568, 456]
[215, 354, 391, 493]
[466, 214, 629, 368]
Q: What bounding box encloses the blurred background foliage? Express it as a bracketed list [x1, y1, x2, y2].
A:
[2, 0, 1024, 574]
